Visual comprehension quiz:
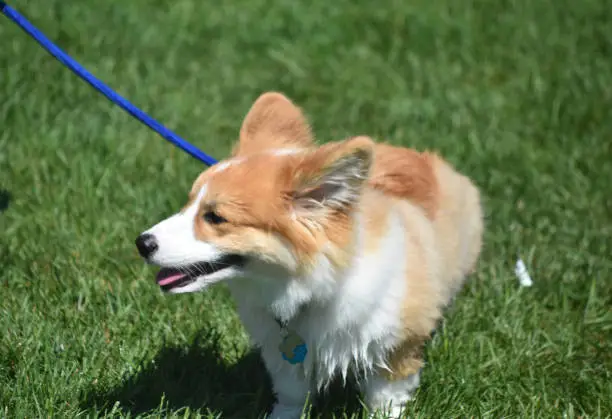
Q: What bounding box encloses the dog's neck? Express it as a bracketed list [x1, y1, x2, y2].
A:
[230, 211, 364, 328]
[267, 217, 364, 328]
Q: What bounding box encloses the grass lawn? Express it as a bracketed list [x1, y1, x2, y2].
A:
[1, 0, 611, 417]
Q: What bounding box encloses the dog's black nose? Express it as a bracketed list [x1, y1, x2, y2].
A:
[135, 233, 158, 259]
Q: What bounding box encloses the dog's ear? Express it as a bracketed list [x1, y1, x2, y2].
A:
[233, 92, 314, 156]
[290, 136, 374, 215]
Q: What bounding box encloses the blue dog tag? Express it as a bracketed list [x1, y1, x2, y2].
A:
[279, 331, 308, 364]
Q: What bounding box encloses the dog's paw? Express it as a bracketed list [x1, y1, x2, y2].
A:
[368, 404, 408, 419]
[268, 403, 304, 419]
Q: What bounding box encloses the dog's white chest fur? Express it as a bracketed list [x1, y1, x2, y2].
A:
[228, 210, 408, 389]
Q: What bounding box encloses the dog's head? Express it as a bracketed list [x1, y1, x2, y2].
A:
[136, 92, 373, 293]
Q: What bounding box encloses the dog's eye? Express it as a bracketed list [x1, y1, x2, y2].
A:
[203, 211, 227, 225]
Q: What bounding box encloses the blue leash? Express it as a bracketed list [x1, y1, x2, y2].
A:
[0, 1, 218, 166]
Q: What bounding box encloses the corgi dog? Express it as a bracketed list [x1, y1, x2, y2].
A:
[135, 92, 483, 418]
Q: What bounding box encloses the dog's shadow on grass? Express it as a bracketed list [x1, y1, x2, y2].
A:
[81, 331, 363, 418]
[81, 332, 273, 418]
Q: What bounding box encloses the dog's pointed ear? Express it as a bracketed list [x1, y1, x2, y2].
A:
[233, 92, 314, 156]
[290, 136, 374, 215]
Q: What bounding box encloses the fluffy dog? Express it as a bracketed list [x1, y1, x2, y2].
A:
[136, 92, 483, 418]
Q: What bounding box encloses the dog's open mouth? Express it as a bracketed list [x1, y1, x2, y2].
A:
[155, 254, 245, 292]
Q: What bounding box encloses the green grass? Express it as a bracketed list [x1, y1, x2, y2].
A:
[1, 0, 611, 417]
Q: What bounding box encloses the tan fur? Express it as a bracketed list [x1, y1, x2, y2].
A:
[232, 94, 442, 222]
[232, 92, 314, 156]
[361, 190, 393, 254]
[426, 154, 483, 299]
[369, 143, 440, 220]
[191, 154, 316, 269]
[383, 336, 428, 380]
[383, 155, 483, 380]
[190, 139, 373, 272]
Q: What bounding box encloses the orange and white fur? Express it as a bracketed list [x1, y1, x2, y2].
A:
[136, 93, 483, 418]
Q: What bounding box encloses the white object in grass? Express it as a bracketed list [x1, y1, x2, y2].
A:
[515, 258, 533, 287]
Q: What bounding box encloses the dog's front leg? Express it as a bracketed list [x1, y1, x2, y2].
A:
[260, 344, 309, 419]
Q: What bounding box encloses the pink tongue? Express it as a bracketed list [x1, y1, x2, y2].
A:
[156, 271, 187, 286]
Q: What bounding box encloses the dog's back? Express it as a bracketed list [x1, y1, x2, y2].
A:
[369, 142, 483, 304]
